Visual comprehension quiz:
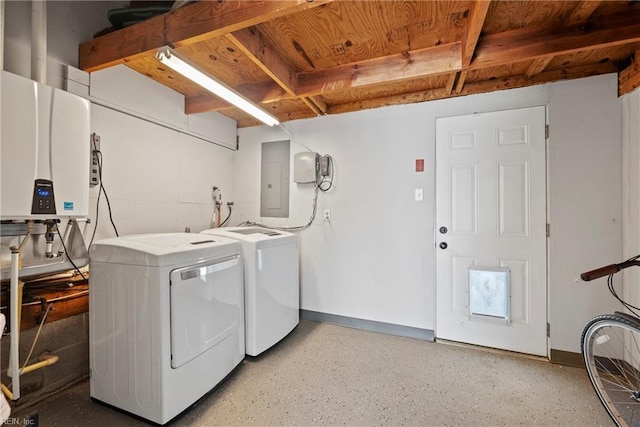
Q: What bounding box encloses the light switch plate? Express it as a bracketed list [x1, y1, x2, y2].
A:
[415, 188, 423, 201]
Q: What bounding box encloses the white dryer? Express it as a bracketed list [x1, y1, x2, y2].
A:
[200, 227, 299, 356]
[89, 233, 244, 425]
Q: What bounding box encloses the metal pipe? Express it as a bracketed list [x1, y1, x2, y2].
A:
[31, 0, 46, 84]
[9, 248, 21, 400]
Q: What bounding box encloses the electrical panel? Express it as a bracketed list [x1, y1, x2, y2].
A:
[0, 71, 90, 220]
[261, 140, 290, 217]
[293, 152, 318, 184]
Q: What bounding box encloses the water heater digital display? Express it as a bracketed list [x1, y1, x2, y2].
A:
[31, 179, 56, 215]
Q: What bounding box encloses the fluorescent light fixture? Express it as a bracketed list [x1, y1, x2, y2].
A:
[156, 46, 279, 127]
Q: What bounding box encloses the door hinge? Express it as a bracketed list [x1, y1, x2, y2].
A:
[545, 124, 549, 139]
[546, 223, 550, 238]
[547, 322, 550, 337]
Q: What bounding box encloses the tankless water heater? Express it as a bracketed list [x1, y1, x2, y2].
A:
[0, 71, 90, 220]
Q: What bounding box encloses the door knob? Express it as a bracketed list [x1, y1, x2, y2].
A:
[439, 242, 448, 250]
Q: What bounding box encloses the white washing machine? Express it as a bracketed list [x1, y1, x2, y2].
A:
[89, 233, 244, 425]
[200, 227, 299, 356]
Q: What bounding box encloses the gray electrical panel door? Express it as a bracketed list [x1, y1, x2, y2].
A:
[260, 140, 290, 218]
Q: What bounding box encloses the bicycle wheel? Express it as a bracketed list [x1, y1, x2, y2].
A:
[582, 314, 640, 426]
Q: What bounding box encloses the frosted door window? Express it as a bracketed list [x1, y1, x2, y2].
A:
[468, 266, 510, 324]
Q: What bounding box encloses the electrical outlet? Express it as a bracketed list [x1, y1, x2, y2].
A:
[90, 134, 100, 187]
[323, 209, 331, 221]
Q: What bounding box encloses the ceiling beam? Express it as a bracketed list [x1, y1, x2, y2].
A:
[237, 109, 316, 128]
[473, 9, 640, 70]
[463, 62, 617, 94]
[462, 1, 491, 67]
[225, 28, 326, 117]
[185, 81, 289, 115]
[327, 87, 445, 115]
[296, 42, 462, 97]
[444, 72, 458, 95]
[308, 96, 328, 114]
[79, 0, 333, 72]
[524, 1, 601, 79]
[564, 1, 601, 27]
[300, 98, 323, 115]
[524, 56, 554, 80]
[619, 50, 640, 96]
[328, 62, 617, 116]
[225, 27, 296, 96]
[455, 70, 468, 94]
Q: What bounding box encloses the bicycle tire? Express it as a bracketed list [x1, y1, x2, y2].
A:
[582, 314, 640, 427]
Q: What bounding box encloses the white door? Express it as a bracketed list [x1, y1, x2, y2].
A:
[435, 106, 547, 356]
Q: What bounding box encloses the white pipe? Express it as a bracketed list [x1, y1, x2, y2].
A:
[31, 0, 46, 84]
[9, 248, 20, 400]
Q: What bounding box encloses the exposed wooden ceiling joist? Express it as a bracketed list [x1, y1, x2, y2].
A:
[328, 61, 618, 116]
[462, 0, 491, 67]
[455, 0, 491, 93]
[185, 81, 288, 115]
[79, 0, 333, 72]
[473, 9, 640, 69]
[77, 1, 640, 126]
[225, 28, 326, 117]
[225, 28, 296, 96]
[296, 42, 462, 97]
[523, 0, 602, 80]
[564, 0, 601, 27]
[444, 72, 458, 95]
[455, 70, 468, 94]
[619, 50, 640, 96]
[524, 56, 554, 80]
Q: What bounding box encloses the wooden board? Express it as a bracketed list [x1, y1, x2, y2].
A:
[482, 1, 574, 35]
[256, 1, 468, 72]
[1, 280, 88, 332]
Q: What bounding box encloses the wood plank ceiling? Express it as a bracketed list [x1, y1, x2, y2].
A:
[79, 0, 640, 128]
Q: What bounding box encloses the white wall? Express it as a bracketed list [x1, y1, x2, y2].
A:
[622, 89, 640, 311]
[236, 74, 622, 353]
[4, 1, 125, 89]
[548, 76, 623, 351]
[89, 104, 235, 241]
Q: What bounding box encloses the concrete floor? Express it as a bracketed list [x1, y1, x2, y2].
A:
[12, 320, 612, 426]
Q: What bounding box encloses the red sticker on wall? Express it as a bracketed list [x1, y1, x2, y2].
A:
[415, 159, 424, 172]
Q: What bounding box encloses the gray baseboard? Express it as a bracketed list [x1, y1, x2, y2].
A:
[550, 349, 584, 367]
[301, 309, 434, 341]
